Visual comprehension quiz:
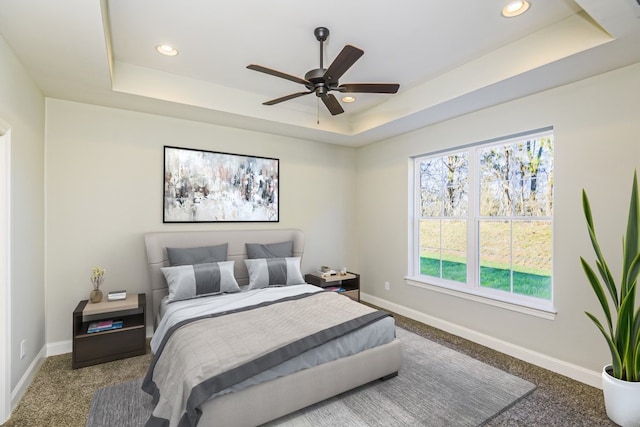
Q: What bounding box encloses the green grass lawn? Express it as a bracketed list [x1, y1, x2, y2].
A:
[420, 257, 551, 299]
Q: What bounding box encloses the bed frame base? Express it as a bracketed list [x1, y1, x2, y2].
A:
[381, 371, 399, 381]
[198, 338, 403, 427]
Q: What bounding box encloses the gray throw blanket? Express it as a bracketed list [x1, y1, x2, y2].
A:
[142, 291, 390, 427]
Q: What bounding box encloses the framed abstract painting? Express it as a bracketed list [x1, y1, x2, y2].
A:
[163, 146, 279, 223]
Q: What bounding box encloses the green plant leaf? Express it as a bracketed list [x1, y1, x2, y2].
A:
[617, 289, 635, 377]
[634, 317, 640, 382]
[581, 257, 613, 333]
[586, 311, 623, 378]
[596, 260, 618, 311]
[583, 190, 619, 307]
[622, 171, 640, 294]
[627, 253, 640, 294]
[632, 307, 640, 382]
[626, 282, 640, 382]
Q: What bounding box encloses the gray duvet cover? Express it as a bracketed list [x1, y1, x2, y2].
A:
[142, 291, 391, 427]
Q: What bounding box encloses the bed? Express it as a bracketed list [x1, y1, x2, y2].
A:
[143, 229, 403, 427]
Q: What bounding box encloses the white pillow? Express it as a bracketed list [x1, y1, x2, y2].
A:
[244, 257, 305, 290]
[161, 260, 240, 302]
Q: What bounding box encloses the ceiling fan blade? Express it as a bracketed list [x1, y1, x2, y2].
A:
[247, 64, 309, 86]
[263, 91, 313, 106]
[339, 83, 400, 94]
[321, 93, 344, 115]
[323, 45, 364, 83]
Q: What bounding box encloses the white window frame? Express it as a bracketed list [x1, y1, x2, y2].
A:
[407, 128, 556, 319]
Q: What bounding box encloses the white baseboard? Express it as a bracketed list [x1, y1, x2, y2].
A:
[11, 345, 46, 411]
[362, 292, 602, 389]
[46, 339, 71, 356]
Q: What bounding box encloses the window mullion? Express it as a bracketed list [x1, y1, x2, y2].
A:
[467, 149, 477, 288]
[510, 220, 514, 294]
[413, 158, 421, 276]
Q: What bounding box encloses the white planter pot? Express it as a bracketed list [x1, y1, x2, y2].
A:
[602, 365, 640, 427]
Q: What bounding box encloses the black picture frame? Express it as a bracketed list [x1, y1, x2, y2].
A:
[163, 146, 279, 223]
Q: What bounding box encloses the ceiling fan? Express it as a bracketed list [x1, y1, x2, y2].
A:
[247, 27, 400, 116]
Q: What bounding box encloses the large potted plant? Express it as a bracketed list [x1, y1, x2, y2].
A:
[581, 170, 640, 427]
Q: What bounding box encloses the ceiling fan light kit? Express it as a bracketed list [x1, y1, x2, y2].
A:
[247, 27, 400, 116]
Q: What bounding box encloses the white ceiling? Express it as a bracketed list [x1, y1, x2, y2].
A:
[1, 0, 639, 147]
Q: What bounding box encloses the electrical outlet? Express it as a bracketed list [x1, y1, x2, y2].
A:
[20, 339, 26, 359]
[384, 281, 390, 291]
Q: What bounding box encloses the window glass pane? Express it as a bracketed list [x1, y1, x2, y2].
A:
[441, 219, 467, 282]
[512, 220, 552, 299]
[442, 154, 469, 217]
[419, 159, 443, 217]
[479, 146, 513, 216]
[480, 137, 554, 217]
[479, 220, 511, 291]
[510, 139, 554, 217]
[419, 219, 440, 276]
[419, 219, 467, 283]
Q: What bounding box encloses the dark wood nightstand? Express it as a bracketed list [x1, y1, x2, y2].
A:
[305, 272, 360, 302]
[72, 293, 146, 369]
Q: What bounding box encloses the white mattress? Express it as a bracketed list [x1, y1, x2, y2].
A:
[151, 284, 396, 398]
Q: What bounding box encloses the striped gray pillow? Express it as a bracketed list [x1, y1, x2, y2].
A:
[245, 257, 305, 290]
[161, 260, 240, 302]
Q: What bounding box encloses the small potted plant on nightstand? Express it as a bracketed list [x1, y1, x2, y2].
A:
[581, 170, 640, 427]
[89, 266, 106, 303]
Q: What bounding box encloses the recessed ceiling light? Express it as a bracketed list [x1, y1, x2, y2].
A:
[342, 96, 356, 103]
[156, 44, 178, 56]
[502, 0, 530, 18]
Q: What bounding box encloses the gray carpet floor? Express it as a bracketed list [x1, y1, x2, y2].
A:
[2, 309, 616, 426]
[87, 328, 535, 427]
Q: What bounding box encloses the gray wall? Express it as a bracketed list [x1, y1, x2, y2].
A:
[356, 62, 640, 377]
[0, 35, 46, 390]
[44, 99, 359, 343]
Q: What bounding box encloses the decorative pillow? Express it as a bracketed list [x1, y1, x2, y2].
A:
[245, 241, 293, 259]
[166, 243, 228, 266]
[161, 260, 240, 302]
[245, 257, 305, 290]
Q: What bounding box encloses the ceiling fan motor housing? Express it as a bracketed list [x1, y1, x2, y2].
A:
[304, 68, 338, 96]
[304, 68, 327, 85]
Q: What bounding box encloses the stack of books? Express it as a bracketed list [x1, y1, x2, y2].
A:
[325, 286, 345, 293]
[108, 290, 127, 301]
[87, 319, 123, 333]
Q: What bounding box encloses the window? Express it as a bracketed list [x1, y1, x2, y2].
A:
[410, 129, 554, 312]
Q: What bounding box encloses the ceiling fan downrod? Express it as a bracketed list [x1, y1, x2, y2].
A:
[314, 27, 329, 70]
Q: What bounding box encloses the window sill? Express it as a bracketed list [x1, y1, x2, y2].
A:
[405, 276, 557, 320]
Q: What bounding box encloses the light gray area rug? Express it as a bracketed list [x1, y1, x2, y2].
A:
[87, 328, 535, 427]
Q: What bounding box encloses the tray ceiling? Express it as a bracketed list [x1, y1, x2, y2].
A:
[0, 0, 639, 146]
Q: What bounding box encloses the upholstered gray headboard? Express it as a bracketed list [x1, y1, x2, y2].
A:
[144, 229, 304, 328]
